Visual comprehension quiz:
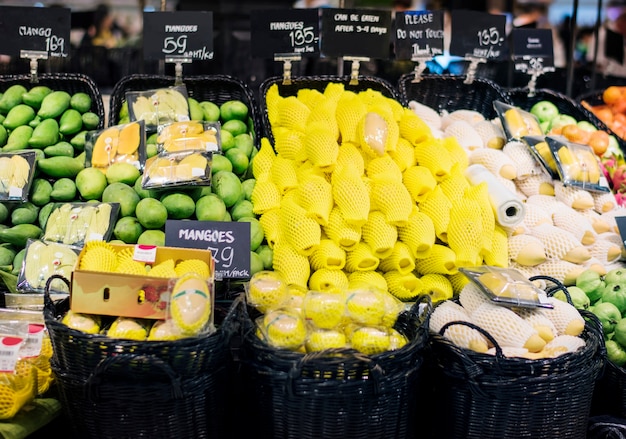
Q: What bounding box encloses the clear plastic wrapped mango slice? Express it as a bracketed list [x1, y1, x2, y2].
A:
[396, 207, 436, 259]
[384, 270, 424, 301]
[379, 241, 415, 274]
[309, 238, 346, 271]
[361, 211, 398, 259]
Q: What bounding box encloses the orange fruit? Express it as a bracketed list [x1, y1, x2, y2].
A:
[561, 124, 591, 144]
[588, 130, 610, 156]
[603, 86, 624, 105]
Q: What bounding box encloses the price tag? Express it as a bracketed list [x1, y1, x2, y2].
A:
[0, 6, 70, 57]
[320, 8, 392, 59]
[165, 220, 251, 280]
[142, 11, 213, 62]
[511, 28, 555, 72]
[605, 27, 625, 65]
[449, 9, 507, 60]
[251, 9, 319, 59]
[394, 10, 444, 60]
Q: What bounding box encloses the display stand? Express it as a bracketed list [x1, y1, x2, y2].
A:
[19, 50, 47, 84]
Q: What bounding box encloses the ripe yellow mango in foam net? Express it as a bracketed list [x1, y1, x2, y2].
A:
[246, 270, 289, 313]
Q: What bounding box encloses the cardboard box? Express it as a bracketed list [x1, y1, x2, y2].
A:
[70, 244, 213, 319]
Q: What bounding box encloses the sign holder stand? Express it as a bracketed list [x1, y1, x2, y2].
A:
[20, 50, 47, 84]
[344, 56, 370, 85]
[410, 56, 431, 83]
[464, 56, 486, 85]
[165, 55, 193, 85]
[518, 57, 553, 97]
[274, 53, 302, 85]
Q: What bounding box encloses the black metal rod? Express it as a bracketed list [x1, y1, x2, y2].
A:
[566, 0, 580, 97]
[590, 0, 604, 91]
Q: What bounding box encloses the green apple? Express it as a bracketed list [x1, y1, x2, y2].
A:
[577, 120, 597, 132]
[530, 100, 559, 123]
[549, 114, 578, 131]
[539, 120, 551, 134]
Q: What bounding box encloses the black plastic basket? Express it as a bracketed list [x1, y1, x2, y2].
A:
[108, 74, 262, 146]
[238, 294, 430, 439]
[421, 276, 605, 439]
[44, 275, 240, 439]
[0, 73, 105, 129]
[258, 74, 400, 146]
[592, 356, 626, 419]
[396, 73, 511, 120]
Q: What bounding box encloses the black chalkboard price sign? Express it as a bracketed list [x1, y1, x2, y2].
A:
[251, 9, 320, 59]
[449, 9, 507, 61]
[0, 6, 70, 58]
[511, 28, 555, 71]
[394, 10, 444, 60]
[165, 219, 251, 280]
[143, 11, 213, 62]
[320, 8, 392, 59]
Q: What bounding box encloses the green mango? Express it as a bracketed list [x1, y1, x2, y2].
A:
[10, 248, 25, 276]
[0, 125, 7, 148]
[59, 108, 83, 136]
[28, 116, 42, 128]
[38, 202, 55, 229]
[69, 130, 87, 151]
[3, 125, 33, 152]
[0, 84, 27, 114]
[188, 97, 204, 121]
[37, 153, 84, 178]
[0, 245, 16, 266]
[10, 202, 39, 225]
[50, 178, 76, 201]
[38, 90, 71, 119]
[28, 118, 59, 148]
[0, 223, 42, 247]
[0, 203, 9, 224]
[21, 85, 52, 109]
[43, 141, 74, 158]
[2, 104, 36, 130]
[29, 178, 53, 206]
[81, 112, 101, 130]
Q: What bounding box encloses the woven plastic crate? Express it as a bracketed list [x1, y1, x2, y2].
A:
[397, 73, 511, 120]
[44, 275, 239, 439]
[237, 295, 430, 439]
[258, 74, 400, 145]
[0, 73, 105, 130]
[108, 73, 262, 145]
[591, 357, 626, 418]
[421, 276, 605, 439]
